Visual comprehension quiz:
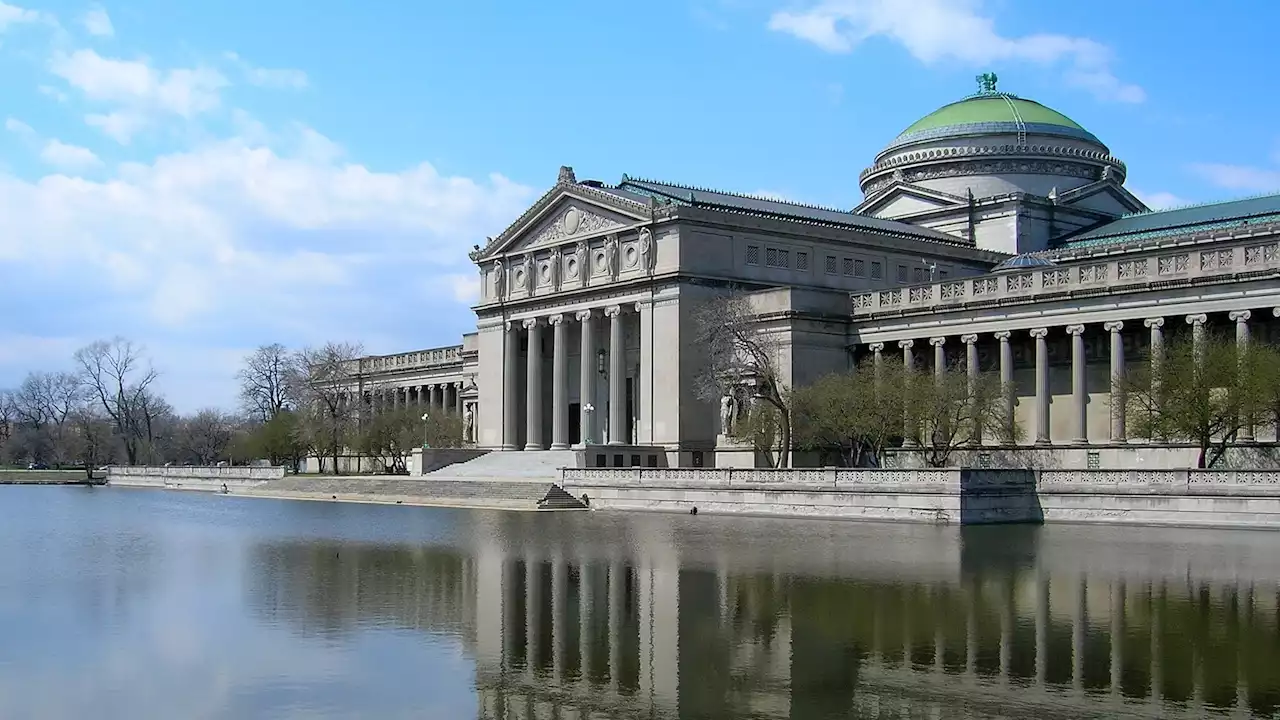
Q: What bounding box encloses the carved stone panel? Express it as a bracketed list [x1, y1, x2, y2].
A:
[525, 205, 625, 249]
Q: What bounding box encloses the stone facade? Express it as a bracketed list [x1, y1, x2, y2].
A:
[341, 83, 1280, 469]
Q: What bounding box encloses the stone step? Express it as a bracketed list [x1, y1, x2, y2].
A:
[428, 449, 577, 479]
[536, 485, 589, 510]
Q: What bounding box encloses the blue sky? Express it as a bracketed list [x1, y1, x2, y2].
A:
[2, 0, 1278, 412]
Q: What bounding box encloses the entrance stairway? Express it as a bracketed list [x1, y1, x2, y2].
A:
[427, 450, 578, 480]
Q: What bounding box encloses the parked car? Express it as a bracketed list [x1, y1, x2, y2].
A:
[27, 462, 49, 470]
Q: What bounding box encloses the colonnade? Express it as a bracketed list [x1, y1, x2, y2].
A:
[862, 306, 1275, 444]
[502, 303, 635, 450]
[343, 380, 467, 418]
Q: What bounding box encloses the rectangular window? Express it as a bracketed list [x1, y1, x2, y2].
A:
[870, 261, 883, 280]
[745, 245, 760, 265]
[825, 255, 838, 274]
[796, 251, 809, 271]
[778, 249, 790, 268]
[765, 247, 779, 267]
[939, 270, 949, 279]
[855, 259, 866, 277]
[913, 267, 924, 283]
[842, 258, 855, 276]
[897, 265, 908, 283]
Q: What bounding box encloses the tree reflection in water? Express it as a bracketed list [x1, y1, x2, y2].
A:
[244, 513, 1280, 720]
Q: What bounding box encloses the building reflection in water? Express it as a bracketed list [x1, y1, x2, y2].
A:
[248, 514, 1280, 719]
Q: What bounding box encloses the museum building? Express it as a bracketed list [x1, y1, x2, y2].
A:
[343, 78, 1280, 468]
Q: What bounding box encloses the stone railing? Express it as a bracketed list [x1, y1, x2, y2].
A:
[108, 466, 286, 481]
[1040, 468, 1280, 494]
[351, 345, 463, 374]
[852, 236, 1280, 317]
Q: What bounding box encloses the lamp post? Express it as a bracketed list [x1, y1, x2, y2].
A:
[583, 403, 595, 445]
[421, 412, 430, 449]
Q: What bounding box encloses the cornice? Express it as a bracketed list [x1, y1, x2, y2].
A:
[470, 181, 654, 261]
[858, 143, 1127, 188]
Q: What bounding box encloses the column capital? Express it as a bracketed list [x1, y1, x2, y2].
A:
[603, 304, 623, 318]
[898, 339, 914, 349]
[960, 334, 979, 345]
[505, 319, 518, 332]
[1029, 328, 1049, 339]
[1104, 321, 1124, 333]
[993, 330, 1011, 341]
[523, 317, 542, 330]
[1066, 324, 1086, 336]
[1274, 307, 1280, 318]
[575, 308, 594, 322]
[1144, 317, 1165, 328]
[868, 342, 885, 352]
[1184, 313, 1207, 326]
[929, 337, 947, 347]
[1230, 310, 1252, 322]
[547, 313, 565, 326]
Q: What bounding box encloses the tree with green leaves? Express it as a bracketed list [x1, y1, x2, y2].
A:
[357, 406, 464, 474]
[1124, 333, 1280, 468]
[793, 360, 904, 467]
[903, 365, 1018, 467]
[244, 410, 308, 472]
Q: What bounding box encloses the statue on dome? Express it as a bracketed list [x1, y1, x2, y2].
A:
[976, 72, 998, 94]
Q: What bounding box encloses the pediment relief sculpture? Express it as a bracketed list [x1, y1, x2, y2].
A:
[525, 205, 625, 250]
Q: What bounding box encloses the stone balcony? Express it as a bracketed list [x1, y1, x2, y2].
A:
[852, 233, 1280, 318]
[350, 345, 464, 374]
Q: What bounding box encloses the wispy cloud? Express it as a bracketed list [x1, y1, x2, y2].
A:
[0, 1, 40, 32]
[1131, 188, 1188, 211]
[80, 3, 113, 37]
[4, 116, 34, 135]
[768, 0, 1144, 103]
[40, 139, 103, 171]
[1190, 163, 1280, 194]
[224, 51, 309, 89]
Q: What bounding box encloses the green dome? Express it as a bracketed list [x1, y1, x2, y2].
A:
[886, 92, 1103, 151]
[901, 95, 1084, 135]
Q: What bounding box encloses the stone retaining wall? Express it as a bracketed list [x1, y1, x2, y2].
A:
[560, 467, 1280, 527]
[107, 465, 285, 491]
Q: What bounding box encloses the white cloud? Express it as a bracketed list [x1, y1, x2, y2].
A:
[40, 139, 103, 170]
[1131, 189, 1188, 211]
[0, 124, 534, 409]
[224, 51, 308, 89]
[1190, 163, 1280, 194]
[49, 49, 229, 141]
[447, 274, 480, 304]
[768, 0, 1144, 103]
[81, 4, 113, 36]
[38, 84, 69, 102]
[4, 116, 33, 134]
[0, 1, 39, 31]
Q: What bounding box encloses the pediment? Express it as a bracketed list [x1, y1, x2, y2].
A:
[1056, 180, 1148, 216]
[857, 183, 967, 218]
[474, 185, 652, 260]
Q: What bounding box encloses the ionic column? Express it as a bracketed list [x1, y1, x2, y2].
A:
[428, 384, 439, 410]
[455, 381, 464, 416]
[605, 305, 625, 445]
[577, 309, 596, 446]
[1067, 324, 1087, 444]
[1105, 321, 1126, 442]
[1186, 313, 1208, 360]
[1144, 318, 1165, 368]
[962, 334, 980, 444]
[930, 337, 946, 380]
[995, 330, 1014, 440]
[549, 314, 570, 450]
[504, 322, 521, 449]
[524, 318, 544, 451]
[900, 339, 915, 444]
[1030, 328, 1050, 444]
[869, 341, 884, 370]
[1231, 310, 1254, 441]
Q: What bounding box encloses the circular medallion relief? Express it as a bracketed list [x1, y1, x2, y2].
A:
[563, 208, 581, 235]
[514, 269, 525, 286]
[624, 246, 637, 268]
[566, 257, 578, 277]
[594, 251, 606, 271]
[539, 263, 551, 282]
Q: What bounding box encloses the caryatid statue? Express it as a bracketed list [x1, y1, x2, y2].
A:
[720, 392, 736, 434]
[638, 228, 653, 273]
[549, 247, 562, 290]
[463, 405, 475, 443]
[521, 254, 535, 294]
[604, 234, 619, 278]
[492, 259, 506, 300]
[575, 240, 590, 286]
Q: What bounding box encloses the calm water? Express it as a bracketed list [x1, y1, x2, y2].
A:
[2, 488, 1279, 719]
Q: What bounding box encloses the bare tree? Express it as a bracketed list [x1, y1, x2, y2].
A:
[1125, 334, 1280, 468]
[295, 342, 364, 475]
[174, 409, 236, 465]
[692, 290, 794, 467]
[238, 343, 298, 422]
[793, 360, 905, 467]
[73, 338, 161, 466]
[7, 371, 85, 466]
[66, 406, 119, 478]
[0, 389, 14, 455]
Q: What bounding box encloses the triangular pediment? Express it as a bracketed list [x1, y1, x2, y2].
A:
[1056, 180, 1148, 216]
[857, 183, 967, 218]
[473, 183, 652, 260]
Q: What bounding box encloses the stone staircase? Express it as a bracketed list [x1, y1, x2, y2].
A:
[245, 475, 585, 511]
[427, 450, 578, 480]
